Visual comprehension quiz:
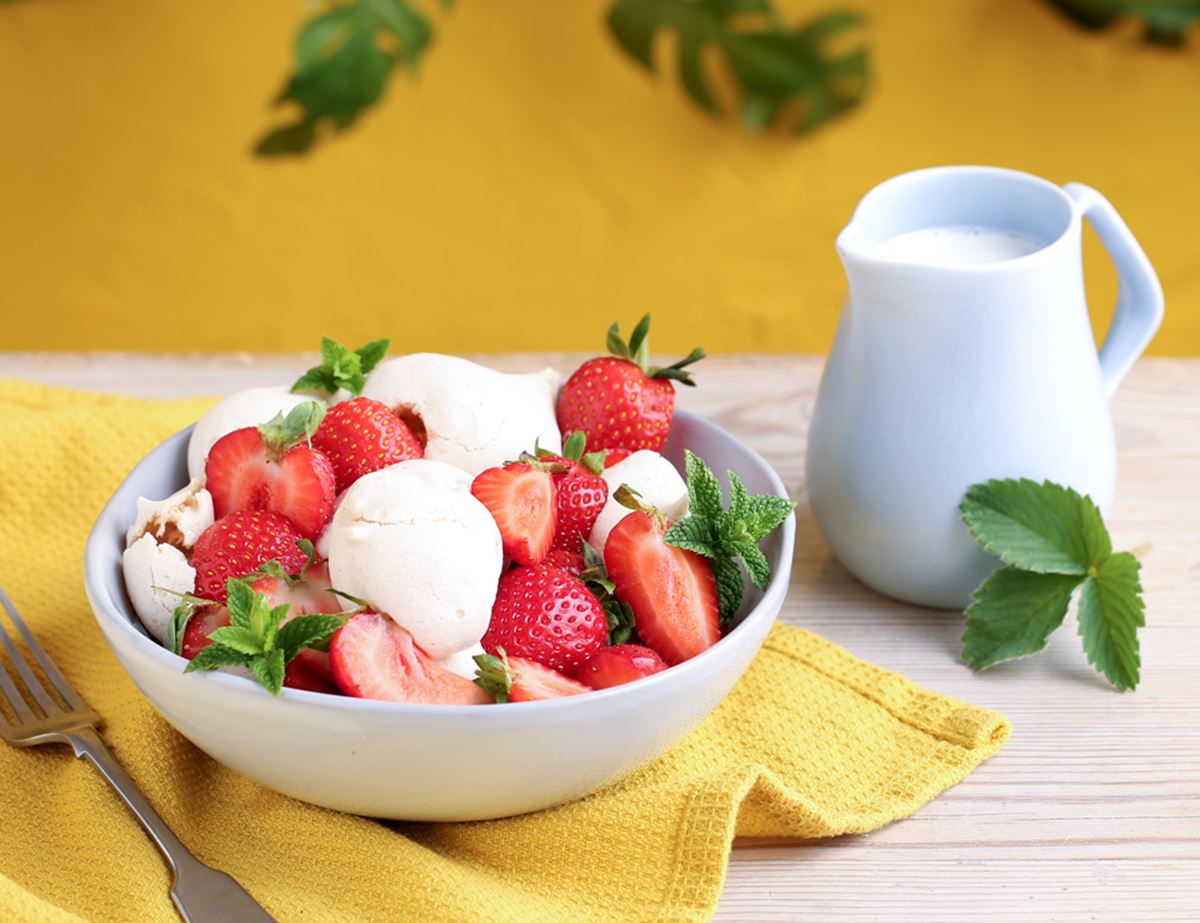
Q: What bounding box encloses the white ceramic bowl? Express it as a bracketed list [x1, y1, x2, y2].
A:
[84, 411, 794, 821]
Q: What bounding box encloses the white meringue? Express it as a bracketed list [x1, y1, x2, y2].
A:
[588, 450, 690, 552]
[186, 386, 317, 480]
[125, 478, 214, 550]
[122, 533, 195, 643]
[439, 643, 486, 681]
[361, 353, 561, 476]
[326, 459, 503, 660]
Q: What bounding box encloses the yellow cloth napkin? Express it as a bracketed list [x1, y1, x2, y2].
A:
[0, 379, 1010, 923]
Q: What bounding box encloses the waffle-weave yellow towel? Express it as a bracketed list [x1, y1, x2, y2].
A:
[0, 379, 1010, 923]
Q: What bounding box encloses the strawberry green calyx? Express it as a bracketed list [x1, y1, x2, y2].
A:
[535, 431, 606, 474]
[291, 335, 390, 397]
[605, 314, 706, 386]
[259, 401, 325, 455]
[579, 539, 638, 645]
[663, 450, 795, 624]
[183, 577, 346, 694]
[612, 484, 665, 525]
[250, 539, 318, 585]
[473, 648, 516, 703]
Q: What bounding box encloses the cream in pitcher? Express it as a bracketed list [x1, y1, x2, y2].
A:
[807, 166, 1164, 608]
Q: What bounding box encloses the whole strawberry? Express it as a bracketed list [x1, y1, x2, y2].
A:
[191, 510, 309, 604]
[481, 564, 607, 675]
[531, 431, 609, 554]
[312, 396, 423, 493]
[556, 315, 704, 453]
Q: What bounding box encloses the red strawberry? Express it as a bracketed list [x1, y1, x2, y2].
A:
[577, 644, 668, 690]
[603, 448, 632, 468]
[191, 511, 309, 604]
[603, 509, 720, 665]
[470, 463, 556, 565]
[533, 432, 609, 555]
[181, 603, 231, 661]
[474, 650, 589, 702]
[250, 559, 342, 694]
[329, 612, 489, 704]
[543, 548, 585, 577]
[205, 402, 336, 538]
[481, 564, 608, 675]
[311, 396, 423, 493]
[556, 315, 704, 453]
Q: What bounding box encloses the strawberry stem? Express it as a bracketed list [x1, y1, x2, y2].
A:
[605, 314, 705, 385]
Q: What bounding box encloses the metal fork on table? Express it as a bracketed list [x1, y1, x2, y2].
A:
[0, 588, 276, 923]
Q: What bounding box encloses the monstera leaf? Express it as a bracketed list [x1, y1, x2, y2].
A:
[1046, 0, 1200, 43]
[606, 0, 870, 132]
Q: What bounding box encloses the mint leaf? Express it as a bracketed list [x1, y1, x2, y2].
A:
[290, 368, 337, 395]
[206, 626, 265, 656]
[728, 470, 750, 518]
[733, 541, 771, 590]
[743, 495, 795, 541]
[1077, 552, 1144, 691]
[607, 1, 869, 135]
[185, 643, 253, 673]
[250, 649, 287, 696]
[962, 568, 1081, 670]
[291, 336, 391, 396]
[226, 579, 256, 630]
[961, 479, 1110, 575]
[278, 614, 347, 662]
[683, 450, 724, 521]
[711, 556, 745, 623]
[662, 516, 715, 558]
[356, 338, 390, 374]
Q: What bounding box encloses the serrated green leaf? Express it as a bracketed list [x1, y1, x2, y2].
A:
[733, 540, 772, 589]
[290, 367, 338, 396]
[185, 643, 253, 673]
[684, 450, 725, 521]
[711, 556, 744, 624]
[166, 598, 198, 656]
[250, 649, 287, 695]
[206, 626, 265, 656]
[728, 470, 749, 517]
[355, 337, 390, 374]
[743, 495, 794, 540]
[663, 516, 716, 558]
[961, 478, 1110, 575]
[607, 0, 869, 135]
[226, 580, 255, 630]
[1077, 552, 1144, 691]
[961, 568, 1081, 670]
[279, 614, 347, 663]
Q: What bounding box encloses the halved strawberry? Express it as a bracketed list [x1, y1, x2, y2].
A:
[470, 463, 556, 565]
[603, 510, 720, 665]
[329, 612, 489, 704]
[191, 511, 309, 604]
[577, 644, 668, 690]
[311, 396, 423, 493]
[250, 558, 343, 694]
[205, 402, 336, 538]
[181, 603, 231, 661]
[543, 548, 585, 577]
[533, 432, 609, 555]
[474, 650, 590, 702]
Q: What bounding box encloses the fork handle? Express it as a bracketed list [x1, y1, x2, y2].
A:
[65, 727, 276, 923]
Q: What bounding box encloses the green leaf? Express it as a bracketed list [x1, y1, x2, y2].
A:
[683, 450, 725, 521]
[260, 400, 326, 449]
[663, 516, 716, 557]
[278, 614, 347, 663]
[292, 335, 391, 395]
[1077, 552, 1145, 691]
[1045, 0, 1200, 44]
[185, 643, 253, 673]
[165, 597, 202, 656]
[225, 579, 256, 630]
[733, 540, 772, 589]
[961, 568, 1082, 670]
[250, 649, 287, 696]
[206, 626, 265, 656]
[961, 479, 1111, 575]
[258, 0, 437, 156]
[289, 367, 337, 395]
[711, 556, 744, 624]
[473, 649, 513, 703]
[606, 0, 870, 135]
[727, 470, 749, 518]
[355, 337, 391, 374]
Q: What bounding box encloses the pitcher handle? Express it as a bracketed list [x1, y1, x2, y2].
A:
[1063, 182, 1164, 397]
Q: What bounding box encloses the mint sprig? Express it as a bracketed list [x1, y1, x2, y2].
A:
[291, 335, 390, 397]
[960, 478, 1146, 692]
[184, 578, 346, 695]
[662, 450, 795, 623]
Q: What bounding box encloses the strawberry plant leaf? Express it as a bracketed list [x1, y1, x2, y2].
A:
[1077, 552, 1144, 691]
[279, 614, 347, 662]
[962, 568, 1081, 670]
[961, 479, 1109, 575]
[473, 649, 514, 703]
[607, 0, 870, 134]
[257, 0, 436, 156]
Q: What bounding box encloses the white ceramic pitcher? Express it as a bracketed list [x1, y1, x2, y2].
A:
[807, 166, 1164, 608]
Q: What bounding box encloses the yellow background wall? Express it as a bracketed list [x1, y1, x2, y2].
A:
[0, 0, 1197, 355]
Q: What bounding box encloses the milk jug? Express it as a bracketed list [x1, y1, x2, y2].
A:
[807, 166, 1163, 608]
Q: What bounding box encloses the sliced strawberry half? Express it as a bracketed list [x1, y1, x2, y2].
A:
[603, 510, 720, 665]
[470, 463, 556, 565]
[474, 650, 590, 702]
[181, 604, 232, 661]
[205, 402, 336, 538]
[577, 644, 668, 690]
[250, 559, 343, 694]
[329, 612, 489, 704]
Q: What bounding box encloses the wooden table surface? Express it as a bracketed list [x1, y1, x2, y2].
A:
[4, 352, 1198, 922]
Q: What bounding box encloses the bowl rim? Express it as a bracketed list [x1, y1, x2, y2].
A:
[84, 409, 795, 718]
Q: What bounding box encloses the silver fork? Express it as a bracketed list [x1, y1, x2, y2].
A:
[0, 588, 276, 923]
